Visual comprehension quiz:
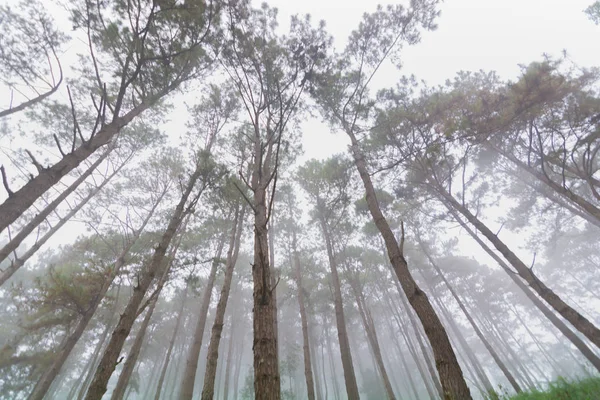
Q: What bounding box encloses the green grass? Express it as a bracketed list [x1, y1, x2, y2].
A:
[504, 376, 600, 400]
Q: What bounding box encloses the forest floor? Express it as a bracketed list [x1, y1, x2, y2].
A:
[505, 376, 600, 399]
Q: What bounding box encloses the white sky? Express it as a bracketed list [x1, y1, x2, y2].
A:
[1, 0, 599, 274]
[271, 0, 600, 160]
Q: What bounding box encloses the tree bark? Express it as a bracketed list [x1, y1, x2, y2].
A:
[154, 288, 188, 400]
[223, 320, 235, 400]
[447, 206, 600, 371]
[111, 293, 159, 400]
[201, 204, 244, 400]
[317, 217, 360, 400]
[346, 270, 395, 400]
[0, 101, 154, 233]
[27, 188, 163, 400]
[346, 131, 471, 399]
[437, 185, 600, 350]
[420, 243, 522, 394]
[179, 234, 227, 400]
[251, 166, 280, 400]
[0, 147, 113, 266]
[292, 231, 316, 400]
[84, 164, 203, 400]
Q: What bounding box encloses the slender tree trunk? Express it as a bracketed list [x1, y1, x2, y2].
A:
[346, 272, 395, 400]
[292, 231, 316, 400]
[380, 280, 437, 399]
[437, 187, 600, 350]
[179, 234, 227, 400]
[491, 143, 600, 223]
[75, 285, 124, 400]
[84, 165, 204, 400]
[111, 295, 160, 400]
[233, 335, 244, 400]
[0, 147, 114, 274]
[0, 150, 135, 287]
[384, 314, 420, 400]
[27, 189, 163, 400]
[317, 218, 360, 400]
[320, 338, 329, 400]
[223, 321, 235, 400]
[431, 293, 496, 396]
[201, 205, 244, 399]
[325, 323, 341, 400]
[448, 206, 600, 371]
[0, 101, 155, 233]
[420, 243, 522, 393]
[154, 289, 188, 400]
[346, 132, 471, 399]
[142, 352, 164, 400]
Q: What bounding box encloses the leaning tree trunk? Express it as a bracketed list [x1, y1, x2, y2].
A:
[0, 147, 113, 266]
[222, 319, 236, 400]
[0, 101, 157, 233]
[317, 218, 360, 400]
[346, 131, 472, 399]
[292, 231, 316, 400]
[446, 206, 600, 371]
[154, 289, 188, 400]
[84, 165, 203, 400]
[436, 184, 600, 350]
[27, 191, 164, 400]
[0, 149, 130, 286]
[489, 143, 600, 224]
[201, 204, 244, 400]
[420, 244, 522, 394]
[346, 272, 395, 400]
[111, 294, 160, 400]
[179, 234, 227, 400]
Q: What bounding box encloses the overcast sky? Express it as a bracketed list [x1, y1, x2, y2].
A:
[271, 0, 600, 160]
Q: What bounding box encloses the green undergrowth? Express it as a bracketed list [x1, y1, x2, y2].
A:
[501, 376, 600, 400]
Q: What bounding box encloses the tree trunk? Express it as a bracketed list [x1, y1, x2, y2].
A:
[84, 165, 203, 400]
[154, 288, 188, 400]
[379, 280, 437, 399]
[420, 243, 522, 393]
[233, 335, 244, 400]
[491, 143, 600, 223]
[0, 147, 132, 286]
[384, 314, 420, 400]
[437, 186, 600, 350]
[179, 234, 227, 400]
[251, 175, 280, 400]
[0, 101, 154, 233]
[292, 231, 316, 400]
[26, 188, 163, 400]
[346, 271, 395, 400]
[317, 218, 360, 400]
[111, 294, 159, 400]
[431, 292, 496, 397]
[346, 132, 471, 399]
[0, 147, 113, 266]
[324, 322, 341, 400]
[201, 205, 244, 400]
[447, 206, 600, 371]
[223, 320, 235, 400]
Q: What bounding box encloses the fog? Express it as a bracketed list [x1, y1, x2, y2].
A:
[0, 1, 599, 400]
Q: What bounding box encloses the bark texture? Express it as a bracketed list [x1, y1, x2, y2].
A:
[201, 205, 244, 400]
[438, 186, 600, 350]
[179, 235, 226, 400]
[84, 166, 202, 400]
[154, 289, 188, 400]
[448, 207, 600, 372]
[318, 217, 360, 400]
[346, 131, 471, 399]
[293, 232, 316, 400]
